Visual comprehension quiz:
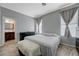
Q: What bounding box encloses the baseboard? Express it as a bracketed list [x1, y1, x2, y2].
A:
[61, 43, 76, 48]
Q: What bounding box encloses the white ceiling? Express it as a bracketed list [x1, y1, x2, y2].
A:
[0, 3, 74, 18]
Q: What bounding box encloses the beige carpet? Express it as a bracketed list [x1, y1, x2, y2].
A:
[0, 40, 78, 56]
[0, 40, 19, 56]
[56, 44, 79, 56]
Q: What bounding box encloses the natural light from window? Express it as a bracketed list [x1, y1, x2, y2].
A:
[61, 10, 78, 37]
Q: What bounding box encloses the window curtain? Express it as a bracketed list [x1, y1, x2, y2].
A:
[60, 7, 78, 38]
[35, 17, 42, 33]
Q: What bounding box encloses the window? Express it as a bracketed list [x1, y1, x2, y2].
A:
[35, 19, 42, 33]
[61, 10, 78, 37]
[39, 19, 42, 33]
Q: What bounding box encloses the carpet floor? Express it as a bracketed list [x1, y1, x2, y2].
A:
[0, 40, 78, 56]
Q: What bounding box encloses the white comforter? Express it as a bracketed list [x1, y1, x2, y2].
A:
[24, 34, 60, 56]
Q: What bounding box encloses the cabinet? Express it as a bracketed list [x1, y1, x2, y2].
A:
[5, 32, 15, 42]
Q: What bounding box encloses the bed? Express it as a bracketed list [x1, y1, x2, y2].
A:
[23, 34, 60, 56]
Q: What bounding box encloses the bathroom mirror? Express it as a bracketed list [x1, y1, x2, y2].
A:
[5, 23, 14, 30]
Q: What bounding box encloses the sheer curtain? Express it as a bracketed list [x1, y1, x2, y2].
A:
[35, 17, 42, 34]
[60, 7, 78, 38]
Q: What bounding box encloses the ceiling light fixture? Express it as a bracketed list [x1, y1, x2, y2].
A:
[42, 3, 46, 6]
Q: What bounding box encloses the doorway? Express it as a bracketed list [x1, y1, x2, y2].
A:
[3, 17, 16, 42]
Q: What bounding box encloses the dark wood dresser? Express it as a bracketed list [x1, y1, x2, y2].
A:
[5, 32, 15, 42]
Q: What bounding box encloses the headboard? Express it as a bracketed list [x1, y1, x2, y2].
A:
[20, 32, 35, 41]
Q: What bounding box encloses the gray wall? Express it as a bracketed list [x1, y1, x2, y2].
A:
[42, 12, 60, 35]
[0, 7, 4, 46]
[0, 7, 1, 45]
[0, 7, 35, 45]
